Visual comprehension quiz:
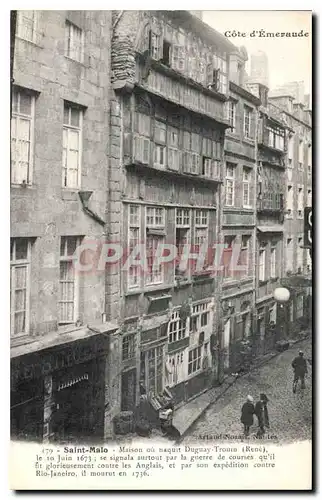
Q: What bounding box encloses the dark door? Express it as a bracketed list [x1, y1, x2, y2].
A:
[53, 378, 91, 443]
[121, 369, 136, 411]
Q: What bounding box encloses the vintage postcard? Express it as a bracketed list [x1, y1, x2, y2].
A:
[9, 9, 312, 490]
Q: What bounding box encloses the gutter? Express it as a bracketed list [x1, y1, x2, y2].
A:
[78, 191, 105, 226]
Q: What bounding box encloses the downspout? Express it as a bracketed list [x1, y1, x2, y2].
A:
[10, 10, 17, 117]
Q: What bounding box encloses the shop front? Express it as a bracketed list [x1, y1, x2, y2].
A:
[11, 327, 112, 443]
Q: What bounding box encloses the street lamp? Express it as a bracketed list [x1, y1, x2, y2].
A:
[273, 287, 291, 341]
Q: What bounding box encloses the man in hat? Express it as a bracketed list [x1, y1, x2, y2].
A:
[241, 395, 255, 437]
[255, 394, 269, 437]
[291, 350, 308, 393]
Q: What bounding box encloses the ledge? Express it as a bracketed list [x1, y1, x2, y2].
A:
[229, 81, 261, 106]
[125, 161, 222, 186]
[135, 83, 230, 129]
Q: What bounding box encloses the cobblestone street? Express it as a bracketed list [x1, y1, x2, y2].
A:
[183, 339, 312, 444]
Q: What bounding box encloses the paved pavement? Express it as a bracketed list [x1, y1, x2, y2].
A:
[182, 338, 312, 444]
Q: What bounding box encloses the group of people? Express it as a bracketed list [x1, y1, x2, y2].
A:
[240, 350, 309, 437]
[241, 393, 269, 437]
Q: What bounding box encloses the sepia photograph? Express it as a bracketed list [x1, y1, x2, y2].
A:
[9, 8, 313, 490]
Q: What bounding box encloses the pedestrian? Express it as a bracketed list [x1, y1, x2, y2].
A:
[241, 395, 255, 437]
[291, 350, 308, 393]
[255, 393, 269, 438]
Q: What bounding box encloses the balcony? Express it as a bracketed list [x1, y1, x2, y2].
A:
[257, 195, 284, 215]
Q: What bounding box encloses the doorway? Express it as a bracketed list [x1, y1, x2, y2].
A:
[121, 369, 137, 411]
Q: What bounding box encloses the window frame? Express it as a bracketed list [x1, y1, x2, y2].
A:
[242, 167, 251, 208]
[62, 103, 83, 189]
[145, 206, 165, 286]
[270, 242, 277, 278]
[65, 20, 84, 63]
[243, 106, 252, 139]
[11, 88, 36, 186]
[128, 204, 141, 290]
[188, 346, 202, 376]
[122, 334, 136, 361]
[10, 238, 32, 338]
[259, 243, 266, 282]
[16, 10, 40, 44]
[58, 236, 81, 325]
[225, 163, 236, 206]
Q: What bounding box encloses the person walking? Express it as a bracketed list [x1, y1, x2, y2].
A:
[292, 350, 308, 393]
[255, 393, 269, 437]
[241, 395, 255, 437]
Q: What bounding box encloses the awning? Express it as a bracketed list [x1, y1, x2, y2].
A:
[257, 226, 284, 233]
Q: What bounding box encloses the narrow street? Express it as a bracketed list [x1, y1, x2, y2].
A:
[183, 339, 312, 444]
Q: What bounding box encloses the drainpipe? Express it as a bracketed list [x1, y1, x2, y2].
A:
[10, 11, 17, 117]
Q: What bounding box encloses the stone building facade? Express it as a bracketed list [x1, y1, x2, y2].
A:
[220, 49, 260, 374]
[269, 93, 312, 337]
[108, 10, 238, 421]
[10, 10, 116, 443]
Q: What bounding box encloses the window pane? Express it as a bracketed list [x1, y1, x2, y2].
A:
[15, 266, 27, 288]
[15, 239, 29, 260]
[71, 108, 80, 127]
[63, 106, 70, 125]
[19, 93, 32, 116]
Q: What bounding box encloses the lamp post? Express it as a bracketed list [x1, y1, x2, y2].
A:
[273, 287, 291, 341]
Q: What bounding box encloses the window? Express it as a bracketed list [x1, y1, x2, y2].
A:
[297, 237, 303, 272]
[259, 243, 266, 282]
[194, 210, 208, 259]
[175, 209, 191, 278]
[270, 242, 277, 278]
[10, 238, 32, 337]
[128, 205, 141, 289]
[267, 124, 285, 150]
[168, 311, 186, 343]
[225, 163, 235, 206]
[227, 100, 236, 130]
[190, 302, 210, 334]
[149, 31, 161, 60]
[239, 235, 250, 277]
[223, 235, 235, 279]
[11, 89, 35, 185]
[168, 126, 180, 171]
[286, 185, 293, 217]
[167, 352, 185, 386]
[122, 334, 136, 361]
[286, 238, 293, 273]
[134, 112, 150, 164]
[298, 140, 304, 170]
[308, 145, 312, 173]
[154, 145, 166, 167]
[59, 236, 81, 324]
[16, 10, 39, 44]
[172, 45, 185, 72]
[162, 40, 171, 66]
[297, 186, 304, 218]
[288, 135, 294, 163]
[243, 168, 251, 207]
[65, 20, 84, 63]
[146, 207, 165, 285]
[244, 106, 252, 139]
[188, 346, 202, 375]
[144, 346, 163, 397]
[307, 189, 312, 207]
[62, 103, 83, 189]
[213, 55, 228, 94]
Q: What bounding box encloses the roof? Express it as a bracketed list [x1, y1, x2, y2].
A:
[11, 322, 118, 359]
[162, 10, 237, 52]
